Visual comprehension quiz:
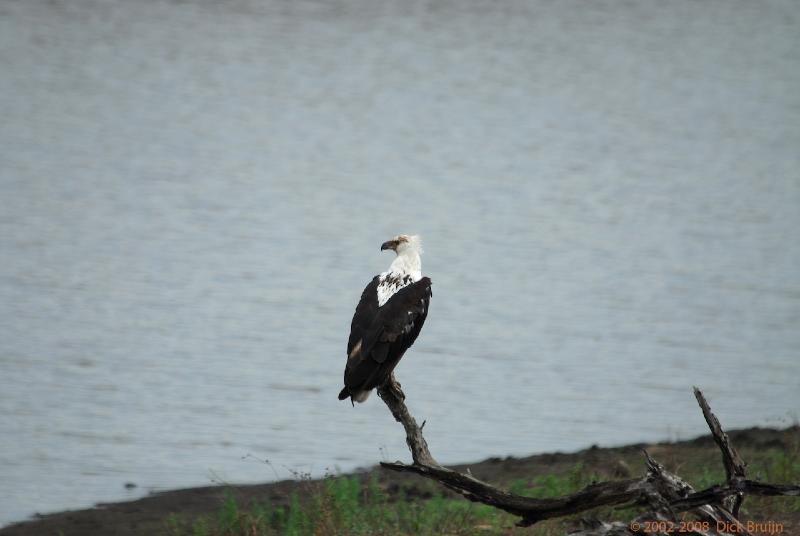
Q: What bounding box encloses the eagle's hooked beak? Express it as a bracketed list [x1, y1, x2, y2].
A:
[381, 240, 398, 251]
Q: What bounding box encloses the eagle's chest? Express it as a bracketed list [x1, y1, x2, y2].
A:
[376, 272, 416, 307]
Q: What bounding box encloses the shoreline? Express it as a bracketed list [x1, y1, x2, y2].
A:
[2, 426, 798, 536]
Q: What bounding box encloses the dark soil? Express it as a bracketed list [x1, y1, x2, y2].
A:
[2, 426, 798, 536]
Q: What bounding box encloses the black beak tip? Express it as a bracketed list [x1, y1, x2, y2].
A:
[380, 241, 394, 251]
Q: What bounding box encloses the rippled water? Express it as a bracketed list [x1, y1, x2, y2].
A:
[1, 0, 799, 526]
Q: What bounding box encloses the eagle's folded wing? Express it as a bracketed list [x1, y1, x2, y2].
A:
[342, 277, 432, 397]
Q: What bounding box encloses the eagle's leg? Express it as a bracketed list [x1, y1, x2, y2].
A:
[386, 373, 405, 401]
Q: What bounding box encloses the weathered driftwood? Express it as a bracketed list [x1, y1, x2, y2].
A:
[376, 383, 799, 534]
[693, 386, 748, 516]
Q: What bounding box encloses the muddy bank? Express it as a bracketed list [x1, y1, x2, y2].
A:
[2, 427, 797, 536]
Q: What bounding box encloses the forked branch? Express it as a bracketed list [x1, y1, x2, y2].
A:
[693, 386, 748, 516]
[377, 384, 799, 533]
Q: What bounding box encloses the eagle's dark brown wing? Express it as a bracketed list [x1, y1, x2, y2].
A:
[339, 277, 432, 401]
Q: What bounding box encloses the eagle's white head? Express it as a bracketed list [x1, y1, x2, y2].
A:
[381, 234, 422, 255]
[381, 234, 422, 278]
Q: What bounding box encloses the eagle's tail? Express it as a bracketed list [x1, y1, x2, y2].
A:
[338, 387, 371, 404]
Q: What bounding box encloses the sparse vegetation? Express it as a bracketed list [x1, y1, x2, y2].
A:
[165, 475, 508, 536]
[164, 438, 800, 536]
[4, 427, 796, 536]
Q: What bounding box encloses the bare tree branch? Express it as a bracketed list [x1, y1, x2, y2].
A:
[377, 376, 436, 466]
[672, 480, 800, 509]
[375, 384, 799, 533]
[377, 382, 651, 526]
[693, 387, 748, 516]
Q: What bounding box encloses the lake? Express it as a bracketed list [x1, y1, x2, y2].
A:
[1, 0, 798, 526]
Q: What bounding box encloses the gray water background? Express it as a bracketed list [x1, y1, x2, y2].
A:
[1, 0, 799, 526]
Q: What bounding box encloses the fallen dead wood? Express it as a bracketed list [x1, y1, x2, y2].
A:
[693, 386, 748, 517]
[376, 381, 799, 534]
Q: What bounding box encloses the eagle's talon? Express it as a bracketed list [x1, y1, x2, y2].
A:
[387, 376, 405, 401]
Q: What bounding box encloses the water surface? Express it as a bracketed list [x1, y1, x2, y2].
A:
[1, 0, 799, 526]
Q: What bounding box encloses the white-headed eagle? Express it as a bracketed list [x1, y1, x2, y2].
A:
[338, 234, 432, 404]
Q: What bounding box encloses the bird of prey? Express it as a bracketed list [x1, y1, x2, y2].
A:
[338, 234, 432, 404]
